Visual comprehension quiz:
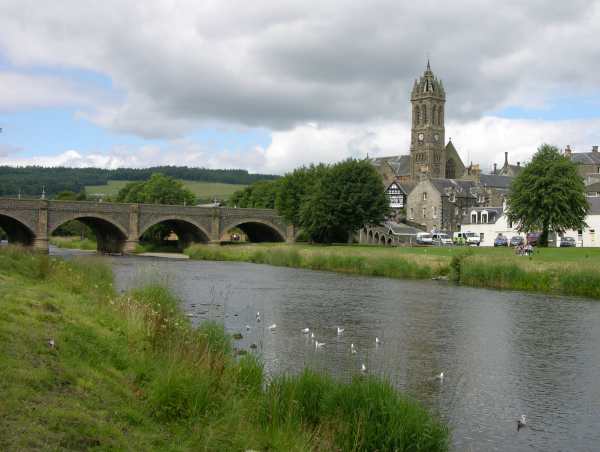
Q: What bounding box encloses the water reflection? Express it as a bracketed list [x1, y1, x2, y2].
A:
[53, 248, 600, 451]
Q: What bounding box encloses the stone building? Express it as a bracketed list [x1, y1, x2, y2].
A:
[495, 152, 523, 177]
[564, 145, 600, 182]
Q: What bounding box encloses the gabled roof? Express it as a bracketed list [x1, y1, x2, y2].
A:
[571, 152, 600, 165]
[385, 221, 422, 235]
[462, 207, 504, 224]
[429, 178, 476, 197]
[371, 155, 411, 177]
[479, 174, 514, 189]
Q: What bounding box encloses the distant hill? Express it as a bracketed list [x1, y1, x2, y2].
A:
[0, 166, 278, 198]
[85, 180, 246, 203]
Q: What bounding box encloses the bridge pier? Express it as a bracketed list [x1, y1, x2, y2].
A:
[33, 202, 49, 253]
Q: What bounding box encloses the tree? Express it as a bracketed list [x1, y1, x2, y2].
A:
[228, 180, 281, 208]
[506, 144, 588, 246]
[299, 159, 390, 243]
[275, 164, 328, 225]
[116, 173, 196, 205]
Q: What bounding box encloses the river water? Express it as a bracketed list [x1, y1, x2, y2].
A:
[54, 248, 600, 451]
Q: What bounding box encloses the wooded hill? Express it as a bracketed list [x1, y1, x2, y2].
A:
[0, 166, 278, 197]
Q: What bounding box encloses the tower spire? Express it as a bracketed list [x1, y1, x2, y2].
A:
[426, 58, 431, 71]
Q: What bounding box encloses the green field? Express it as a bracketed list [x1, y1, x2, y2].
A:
[85, 180, 246, 201]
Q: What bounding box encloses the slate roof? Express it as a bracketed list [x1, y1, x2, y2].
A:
[588, 197, 600, 214]
[385, 221, 422, 235]
[572, 152, 600, 165]
[461, 206, 504, 224]
[479, 174, 514, 189]
[429, 178, 476, 197]
[371, 155, 411, 176]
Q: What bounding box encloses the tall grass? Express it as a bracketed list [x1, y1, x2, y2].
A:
[0, 246, 449, 451]
[186, 243, 600, 300]
[186, 244, 438, 280]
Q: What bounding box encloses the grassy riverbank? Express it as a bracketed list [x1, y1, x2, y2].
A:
[49, 236, 97, 251]
[0, 246, 448, 451]
[186, 243, 600, 300]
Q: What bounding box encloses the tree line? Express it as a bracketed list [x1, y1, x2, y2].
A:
[229, 159, 390, 243]
[0, 166, 278, 197]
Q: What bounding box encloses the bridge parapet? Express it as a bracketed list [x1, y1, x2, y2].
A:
[0, 198, 295, 253]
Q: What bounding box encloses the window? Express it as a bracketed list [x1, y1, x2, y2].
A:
[422, 192, 428, 201]
[454, 207, 459, 216]
[422, 207, 427, 219]
[449, 193, 456, 202]
[433, 206, 437, 218]
[480, 233, 485, 242]
[597, 167, 600, 173]
[409, 208, 414, 219]
[471, 211, 477, 224]
[481, 213, 488, 223]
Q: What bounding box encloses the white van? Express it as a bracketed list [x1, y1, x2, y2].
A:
[432, 232, 453, 246]
[453, 231, 481, 246]
[416, 232, 433, 245]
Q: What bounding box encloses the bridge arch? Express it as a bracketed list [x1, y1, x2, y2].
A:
[50, 215, 128, 254]
[221, 218, 285, 243]
[0, 213, 36, 246]
[139, 217, 210, 250]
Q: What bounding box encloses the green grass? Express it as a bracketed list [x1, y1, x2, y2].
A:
[85, 179, 247, 201]
[0, 246, 448, 451]
[50, 236, 97, 251]
[186, 243, 600, 300]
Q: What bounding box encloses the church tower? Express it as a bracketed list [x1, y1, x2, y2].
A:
[409, 61, 447, 180]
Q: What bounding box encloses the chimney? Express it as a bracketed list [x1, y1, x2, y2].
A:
[565, 145, 572, 158]
[504, 151, 508, 167]
[593, 145, 598, 153]
[493, 163, 497, 174]
[471, 164, 481, 183]
[517, 162, 521, 167]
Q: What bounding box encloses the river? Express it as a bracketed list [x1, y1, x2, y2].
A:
[53, 248, 600, 452]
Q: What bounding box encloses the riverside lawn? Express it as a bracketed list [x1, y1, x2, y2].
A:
[185, 243, 600, 300]
[0, 246, 448, 452]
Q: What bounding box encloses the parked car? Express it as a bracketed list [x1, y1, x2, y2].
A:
[432, 232, 453, 246]
[453, 231, 481, 246]
[560, 236, 576, 247]
[510, 236, 524, 247]
[416, 232, 433, 245]
[527, 232, 541, 246]
[494, 234, 508, 247]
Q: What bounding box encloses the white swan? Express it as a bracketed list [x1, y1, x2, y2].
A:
[337, 327, 344, 334]
[351, 343, 357, 354]
[268, 323, 277, 331]
[361, 363, 366, 372]
[517, 415, 527, 431]
[301, 328, 310, 334]
[375, 337, 381, 344]
[315, 341, 325, 349]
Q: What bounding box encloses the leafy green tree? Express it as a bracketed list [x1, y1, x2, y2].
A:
[229, 180, 281, 208]
[507, 144, 588, 246]
[299, 159, 389, 243]
[116, 173, 196, 205]
[275, 164, 328, 225]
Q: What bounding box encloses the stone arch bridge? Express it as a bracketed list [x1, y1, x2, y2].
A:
[0, 199, 296, 253]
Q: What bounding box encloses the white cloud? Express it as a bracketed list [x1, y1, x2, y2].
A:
[0, 1, 598, 136]
[4, 117, 600, 175]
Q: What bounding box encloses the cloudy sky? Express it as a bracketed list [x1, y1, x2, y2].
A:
[0, 0, 599, 174]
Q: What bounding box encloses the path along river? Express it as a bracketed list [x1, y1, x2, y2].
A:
[54, 248, 600, 452]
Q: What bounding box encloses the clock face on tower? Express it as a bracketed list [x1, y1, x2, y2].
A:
[418, 133, 424, 143]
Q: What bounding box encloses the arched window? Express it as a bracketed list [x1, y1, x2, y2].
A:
[471, 211, 477, 224]
[445, 158, 456, 179]
[438, 107, 443, 125]
[422, 104, 427, 124]
[432, 106, 437, 125]
[481, 210, 488, 223]
[414, 106, 420, 126]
